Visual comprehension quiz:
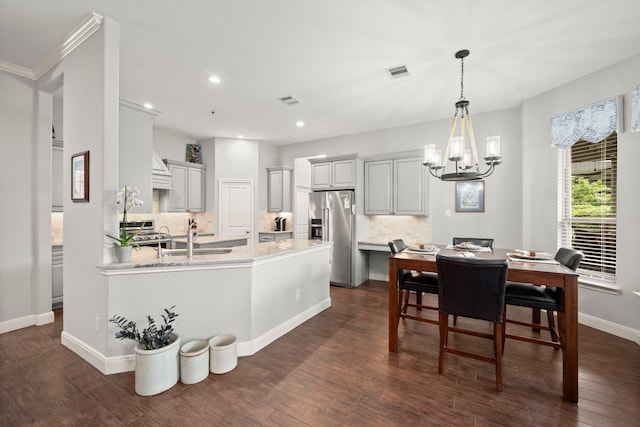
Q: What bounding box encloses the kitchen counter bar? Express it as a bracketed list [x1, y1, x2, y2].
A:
[67, 240, 332, 375]
[99, 239, 323, 271]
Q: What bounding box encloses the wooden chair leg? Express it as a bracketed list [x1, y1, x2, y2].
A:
[531, 308, 542, 332]
[401, 290, 410, 313]
[438, 312, 448, 374]
[501, 306, 507, 354]
[416, 292, 423, 311]
[547, 310, 559, 343]
[556, 311, 565, 346]
[494, 322, 504, 392]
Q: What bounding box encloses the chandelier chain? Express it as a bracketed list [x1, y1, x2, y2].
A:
[459, 55, 465, 101]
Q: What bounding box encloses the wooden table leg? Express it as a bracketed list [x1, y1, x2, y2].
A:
[389, 257, 398, 352]
[562, 275, 579, 403]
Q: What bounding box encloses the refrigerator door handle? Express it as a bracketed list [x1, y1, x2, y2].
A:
[322, 207, 329, 242]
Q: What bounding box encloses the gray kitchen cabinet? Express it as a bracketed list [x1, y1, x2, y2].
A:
[309, 154, 360, 190]
[364, 151, 427, 215]
[267, 166, 292, 212]
[52, 140, 63, 212]
[259, 232, 292, 242]
[52, 245, 63, 309]
[164, 159, 206, 212]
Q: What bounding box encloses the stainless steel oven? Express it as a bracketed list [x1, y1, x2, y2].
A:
[121, 220, 171, 248]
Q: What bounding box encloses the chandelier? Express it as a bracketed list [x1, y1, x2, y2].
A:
[423, 49, 502, 181]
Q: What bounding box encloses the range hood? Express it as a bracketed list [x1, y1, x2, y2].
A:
[152, 149, 172, 189]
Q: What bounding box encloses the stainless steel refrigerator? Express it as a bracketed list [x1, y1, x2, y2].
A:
[309, 190, 355, 287]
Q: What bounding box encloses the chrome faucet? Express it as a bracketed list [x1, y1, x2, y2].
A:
[155, 225, 171, 258]
[187, 226, 194, 257]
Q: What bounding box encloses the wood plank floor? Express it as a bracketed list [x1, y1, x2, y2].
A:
[1, 280, 639, 426]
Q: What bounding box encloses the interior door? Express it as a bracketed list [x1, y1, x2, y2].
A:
[219, 180, 253, 244]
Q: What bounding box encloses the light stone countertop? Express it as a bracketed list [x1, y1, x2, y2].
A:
[99, 239, 331, 271]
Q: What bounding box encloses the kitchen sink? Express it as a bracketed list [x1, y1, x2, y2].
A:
[160, 248, 232, 257]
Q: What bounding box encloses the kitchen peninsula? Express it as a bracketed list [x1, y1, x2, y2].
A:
[63, 240, 331, 375]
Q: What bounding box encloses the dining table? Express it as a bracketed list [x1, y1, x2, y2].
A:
[388, 245, 580, 403]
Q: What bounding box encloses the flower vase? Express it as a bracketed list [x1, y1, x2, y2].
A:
[115, 245, 133, 263]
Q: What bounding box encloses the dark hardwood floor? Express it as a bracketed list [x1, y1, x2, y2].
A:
[1, 280, 639, 426]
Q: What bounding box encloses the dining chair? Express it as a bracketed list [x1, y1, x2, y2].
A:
[502, 247, 583, 351]
[451, 237, 495, 325]
[388, 239, 439, 325]
[452, 237, 494, 248]
[436, 254, 509, 391]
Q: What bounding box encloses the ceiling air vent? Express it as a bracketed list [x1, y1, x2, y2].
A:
[385, 64, 410, 79]
[278, 96, 300, 106]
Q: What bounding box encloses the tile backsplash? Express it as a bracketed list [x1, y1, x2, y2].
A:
[366, 215, 431, 246]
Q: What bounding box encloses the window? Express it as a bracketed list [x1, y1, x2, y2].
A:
[558, 132, 617, 283]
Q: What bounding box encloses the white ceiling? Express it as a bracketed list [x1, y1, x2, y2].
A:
[2, 0, 640, 145]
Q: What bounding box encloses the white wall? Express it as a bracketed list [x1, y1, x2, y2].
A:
[278, 107, 523, 248]
[154, 127, 196, 162]
[0, 72, 39, 323]
[522, 53, 640, 333]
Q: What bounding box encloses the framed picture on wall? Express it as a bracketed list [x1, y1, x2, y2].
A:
[71, 151, 90, 202]
[455, 180, 484, 212]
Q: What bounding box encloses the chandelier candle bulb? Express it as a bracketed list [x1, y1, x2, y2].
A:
[463, 149, 473, 168]
[450, 136, 464, 161]
[486, 136, 501, 157]
[424, 144, 436, 165]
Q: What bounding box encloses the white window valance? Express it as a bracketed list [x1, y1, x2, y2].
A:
[550, 96, 621, 148]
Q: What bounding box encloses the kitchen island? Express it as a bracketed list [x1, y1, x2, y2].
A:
[62, 240, 331, 375]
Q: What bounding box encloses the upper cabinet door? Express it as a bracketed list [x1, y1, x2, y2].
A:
[168, 163, 188, 211]
[332, 159, 356, 189]
[394, 157, 426, 215]
[364, 160, 393, 214]
[267, 167, 292, 212]
[311, 162, 332, 189]
[187, 167, 205, 212]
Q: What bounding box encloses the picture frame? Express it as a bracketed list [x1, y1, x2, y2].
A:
[632, 84, 640, 132]
[71, 151, 90, 202]
[455, 180, 484, 212]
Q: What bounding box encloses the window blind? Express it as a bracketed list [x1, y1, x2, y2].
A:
[558, 133, 617, 281]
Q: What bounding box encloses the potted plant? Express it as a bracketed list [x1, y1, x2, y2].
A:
[110, 306, 180, 396]
[106, 185, 144, 262]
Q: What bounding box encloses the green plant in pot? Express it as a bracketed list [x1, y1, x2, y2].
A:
[106, 185, 144, 262]
[110, 306, 181, 396]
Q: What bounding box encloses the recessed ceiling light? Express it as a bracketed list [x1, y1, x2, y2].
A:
[143, 103, 153, 109]
[208, 75, 221, 84]
[237, 134, 245, 139]
[296, 121, 305, 127]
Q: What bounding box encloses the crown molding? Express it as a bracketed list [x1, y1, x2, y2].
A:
[119, 99, 161, 117]
[0, 60, 35, 79]
[0, 12, 103, 81]
[33, 12, 104, 79]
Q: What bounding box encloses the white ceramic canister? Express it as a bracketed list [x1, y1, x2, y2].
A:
[179, 340, 210, 384]
[208, 334, 238, 374]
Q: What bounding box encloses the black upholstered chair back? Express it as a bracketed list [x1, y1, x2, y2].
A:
[554, 248, 583, 271]
[436, 255, 508, 322]
[452, 237, 494, 248]
[388, 239, 407, 254]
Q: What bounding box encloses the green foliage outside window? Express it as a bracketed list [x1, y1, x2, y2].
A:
[571, 177, 612, 217]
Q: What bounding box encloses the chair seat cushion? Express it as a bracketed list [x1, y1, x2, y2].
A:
[505, 282, 559, 311]
[401, 272, 439, 294]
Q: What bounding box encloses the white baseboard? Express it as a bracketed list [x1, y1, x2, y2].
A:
[0, 311, 54, 334]
[369, 273, 388, 282]
[61, 331, 135, 374]
[238, 297, 332, 356]
[61, 297, 332, 375]
[578, 312, 640, 345]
